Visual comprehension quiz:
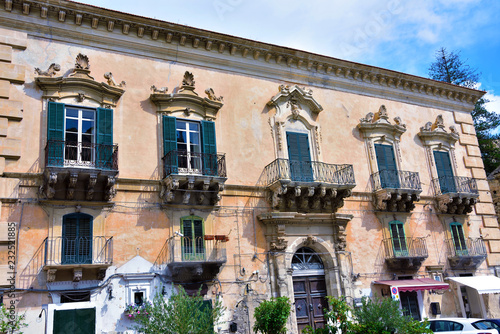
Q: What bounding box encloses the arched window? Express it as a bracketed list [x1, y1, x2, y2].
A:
[62, 213, 93, 264]
[292, 247, 324, 271]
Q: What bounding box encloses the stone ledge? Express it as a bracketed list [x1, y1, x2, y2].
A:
[0, 62, 25, 84]
[459, 134, 479, 146]
[0, 29, 27, 49]
[464, 156, 484, 169]
[0, 45, 12, 62]
[461, 123, 476, 135]
[0, 80, 9, 98]
[466, 145, 481, 157]
[454, 111, 474, 125]
[481, 227, 500, 240]
[0, 137, 21, 159]
[0, 100, 23, 120]
[475, 202, 496, 215]
[471, 168, 487, 180]
[482, 216, 499, 228]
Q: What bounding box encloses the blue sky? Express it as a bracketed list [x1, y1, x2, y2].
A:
[74, 0, 500, 113]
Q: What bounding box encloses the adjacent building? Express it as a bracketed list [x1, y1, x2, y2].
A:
[0, 0, 499, 333]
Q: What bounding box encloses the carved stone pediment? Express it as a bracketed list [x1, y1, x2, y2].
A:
[418, 114, 459, 147]
[150, 71, 224, 120]
[268, 84, 323, 116]
[35, 53, 125, 107]
[357, 105, 406, 138]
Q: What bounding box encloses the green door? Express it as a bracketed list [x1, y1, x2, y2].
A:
[389, 221, 409, 257]
[450, 223, 468, 256]
[375, 144, 400, 189]
[53, 308, 96, 334]
[434, 151, 456, 193]
[181, 216, 205, 261]
[287, 132, 313, 182]
[62, 213, 93, 264]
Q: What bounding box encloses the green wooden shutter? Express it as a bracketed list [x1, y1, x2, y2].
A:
[53, 308, 96, 334]
[163, 116, 177, 175]
[375, 144, 399, 188]
[450, 222, 468, 256]
[96, 107, 113, 169]
[62, 216, 78, 264]
[202, 120, 217, 176]
[389, 221, 408, 257]
[287, 132, 313, 181]
[47, 102, 65, 167]
[193, 219, 205, 257]
[433, 151, 456, 193]
[62, 214, 93, 265]
[78, 215, 92, 264]
[182, 218, 194, 257]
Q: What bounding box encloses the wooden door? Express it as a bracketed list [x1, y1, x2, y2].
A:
[293, 276, 327, 333]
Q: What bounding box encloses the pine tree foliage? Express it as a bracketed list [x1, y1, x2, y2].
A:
[429, 48, 500, 174]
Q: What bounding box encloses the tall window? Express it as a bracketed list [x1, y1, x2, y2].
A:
[375, 144, 399, 188]
[47, 102, 113, 169]
[181, 216, 205, 261]
[163, 116, 217, 175]
[65, 107, 95, 165]
[389, 221, 408, 257]
[286, 132, 313, 182]
[177, 120, 202, 173]
[62, 213, 93, 264]
[450, 222, 468, 256]
[434, 151, 456, 193]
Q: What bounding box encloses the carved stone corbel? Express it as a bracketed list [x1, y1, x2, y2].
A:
[46, 269, 57, 283]
[86, 174, 98, 200]
[437, 195, 453, 213]
[334, 221, 348, 251]
[73, 268, 83, 282]
[97, 268, 107, 281]
[105, 176, 116, 201]
[45, 172, 58, 199]
[67, 172, 78, 200]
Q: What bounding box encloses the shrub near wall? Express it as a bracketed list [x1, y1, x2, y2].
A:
[253, 297, 292, 334]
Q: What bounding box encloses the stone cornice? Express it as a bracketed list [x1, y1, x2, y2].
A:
[0, 0, 485, 112]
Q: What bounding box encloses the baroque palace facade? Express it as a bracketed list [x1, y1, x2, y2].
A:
[1, 1, 500, 333]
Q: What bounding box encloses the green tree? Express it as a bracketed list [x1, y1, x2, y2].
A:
[253, 297, 291, 334]
[132, 285, 224, 334]
[351, 296, 431, 334]
[429, 47, 500, 174]
[0, 305, 27, 334]
[302, 297, 352, 334]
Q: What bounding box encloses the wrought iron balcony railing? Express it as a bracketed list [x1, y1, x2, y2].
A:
[154, 236, 227, 271]
[264, 158, 355, 187]
[382, 237, 428, 259]
[163, 150, 227, 178]
[44, 236, 113, 266]
[432, 176, 478, 196]
[372, 170, 421, 192]
[45, 140, 118, 171]
[445, 238, 487, 258]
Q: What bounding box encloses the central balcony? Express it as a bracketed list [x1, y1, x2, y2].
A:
[42, 236, 113, 282]
[42, 140, 119, 202]
[264, 159, 356, 213]
[446, 238, 486, 269]
[432, 176, 478, 214]
[382, 237, 428, 270]
[371, 170, 422, 212]
[161, 150, 227, 205]
[154, 236, 227, 283]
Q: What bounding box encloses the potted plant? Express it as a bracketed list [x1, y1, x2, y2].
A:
[204, 235, 215, 240]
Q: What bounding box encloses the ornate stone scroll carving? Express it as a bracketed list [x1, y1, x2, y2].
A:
[270, 224, 288, 251]
[34, 63, 61, 77]
[205, 88, 223, 102]
[104, 72, 126, 87]
[182, 71, 195, 87]
[151, 85, 168, 94]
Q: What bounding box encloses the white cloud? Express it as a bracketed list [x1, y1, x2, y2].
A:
[485, 92, 500, 113]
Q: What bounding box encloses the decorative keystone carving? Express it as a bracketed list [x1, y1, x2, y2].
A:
[104, 72, 126, 87]
[73, 268, 83, 282]
[75, 53, 90, 70]
[34, 63, 61, 77]
[303, 235, 318, 246]
[47, 269, 57, 282]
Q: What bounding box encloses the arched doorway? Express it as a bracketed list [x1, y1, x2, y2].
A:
[292, 247, 327, 332]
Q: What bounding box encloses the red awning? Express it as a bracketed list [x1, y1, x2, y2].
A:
[373, 278, 449, 292]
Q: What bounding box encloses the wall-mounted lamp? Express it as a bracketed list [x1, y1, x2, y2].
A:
[175, 231, 184, 238]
